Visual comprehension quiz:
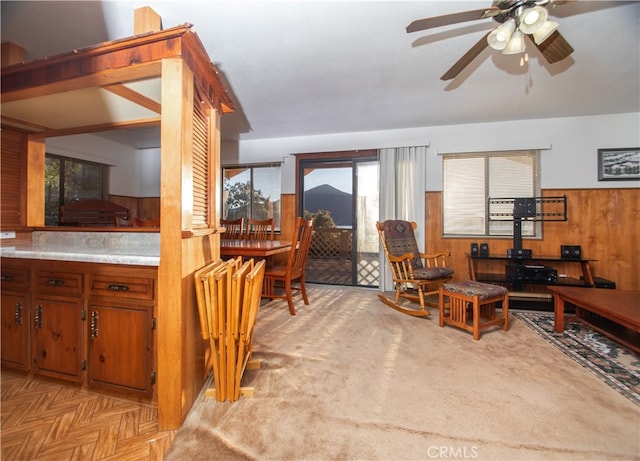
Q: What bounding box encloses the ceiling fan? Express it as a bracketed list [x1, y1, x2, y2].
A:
[407, 0, 575, 81]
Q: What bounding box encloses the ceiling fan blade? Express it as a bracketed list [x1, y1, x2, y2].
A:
[440, 32, 491, 81]
[533, 30, 574, 64]
[406, 7, 499, 33]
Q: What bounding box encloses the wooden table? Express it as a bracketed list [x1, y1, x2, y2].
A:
[219, 239, 292, 258]
[548, 285, 640, 352]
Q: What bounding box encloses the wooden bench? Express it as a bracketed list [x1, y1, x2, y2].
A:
[548, 285, 640, 353]
[59, 199, 129, 227]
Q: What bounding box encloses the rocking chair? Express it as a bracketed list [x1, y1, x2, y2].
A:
[377, 220, 454, 317]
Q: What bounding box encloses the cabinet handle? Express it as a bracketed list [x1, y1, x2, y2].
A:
[90, 311, 99, 338]
[34, 305, 43, 329]
[1, 274, 13, 281]
[108, 284, 129, 292]
[14, 302, 23, 325]
[47, 279, 65, 286]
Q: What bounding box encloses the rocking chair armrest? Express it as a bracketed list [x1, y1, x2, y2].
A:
[419, 250, 450, 259]
[387, 252, 416, 263]
[419, 250, 451, 266]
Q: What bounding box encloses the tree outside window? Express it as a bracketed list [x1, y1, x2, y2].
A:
[222, 164, 281, 229]
[45, 154, 108, 225]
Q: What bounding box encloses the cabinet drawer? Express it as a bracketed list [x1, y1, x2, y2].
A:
[34, 270, 83, 295]
[89, 275, 155, 301]
[1, 267, 29, 291]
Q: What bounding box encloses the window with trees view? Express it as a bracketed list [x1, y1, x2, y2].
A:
[222, 164, 281, 229]
[45, 154, 108, 226]
[443, 150, 540, 237]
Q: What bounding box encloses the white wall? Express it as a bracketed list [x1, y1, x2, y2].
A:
[46, 135, 161, 197]
[222, 112, 640, 193]
[47, 112, 640, 198]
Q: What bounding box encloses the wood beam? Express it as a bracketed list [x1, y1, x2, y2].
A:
[158, 58, 192, 430]
[134, 7, 163, 35]
[103, 83, 162, 113]
[1, 25, 191, 99]
[39, 117, 161, 138]
[1, 61, 163, 103]
[25, 134, 45, 227]
[1, 42, 25, 67]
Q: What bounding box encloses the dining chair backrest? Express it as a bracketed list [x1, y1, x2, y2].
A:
[286, 216, 314, 280]
[247, 218, 274, 240]
[221, 218, 245, 239]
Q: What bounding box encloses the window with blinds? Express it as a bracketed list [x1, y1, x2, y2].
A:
[443, 151, 540, 236]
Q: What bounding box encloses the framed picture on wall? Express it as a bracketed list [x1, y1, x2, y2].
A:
[597, 148, 640, 181]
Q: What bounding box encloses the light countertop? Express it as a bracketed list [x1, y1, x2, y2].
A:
[1, 231, 160, 266]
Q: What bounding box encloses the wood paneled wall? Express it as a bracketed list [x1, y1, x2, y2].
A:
[110, 195, 161, 220]
[425, 189, 639, 291]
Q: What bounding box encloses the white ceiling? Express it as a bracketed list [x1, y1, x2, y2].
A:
[2, 1, 639, 149]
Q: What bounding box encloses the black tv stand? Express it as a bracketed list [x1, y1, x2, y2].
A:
[466, 253, 597, 307]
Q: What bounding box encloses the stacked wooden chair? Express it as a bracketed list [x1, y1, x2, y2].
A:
[194, 257, 266, 401]
[377, 220, 454, 317]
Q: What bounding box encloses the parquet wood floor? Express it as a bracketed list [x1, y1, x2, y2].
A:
[1, 370, 175, 461]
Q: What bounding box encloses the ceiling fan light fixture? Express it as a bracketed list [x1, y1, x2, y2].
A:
[502, 30, 526, 54]
[519, 6, 549, 34]
[487, 18, 516, 50]
[532, 20, 559, 44]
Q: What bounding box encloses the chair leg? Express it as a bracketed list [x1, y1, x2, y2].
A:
[300, 277, 309, 305]
[472, 296, 480, 341]
[502, 296, 510, 331]
[417, 286, 425, 309]
[285, 278, 296, 315]
[439, 289, 445, 327]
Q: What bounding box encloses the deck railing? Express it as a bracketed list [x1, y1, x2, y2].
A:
[307, 228, 379, 286]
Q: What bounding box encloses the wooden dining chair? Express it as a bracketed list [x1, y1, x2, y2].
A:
[263, 217, 314, 315]
[246, 218, 274, 240]
[221, 218, 245, 239]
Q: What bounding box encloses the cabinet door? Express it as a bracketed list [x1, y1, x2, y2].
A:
[88, 301, 152, 396]
[32, 295, 83, 382]
[1, 292, 30, 370]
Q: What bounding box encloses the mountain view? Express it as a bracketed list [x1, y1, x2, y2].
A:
[304, 184, 352, 227]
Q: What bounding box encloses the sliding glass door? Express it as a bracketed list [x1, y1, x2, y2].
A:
[298, 152, 379, 287]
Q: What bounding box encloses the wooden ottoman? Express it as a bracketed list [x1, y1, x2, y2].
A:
[439, 281, 509, 340]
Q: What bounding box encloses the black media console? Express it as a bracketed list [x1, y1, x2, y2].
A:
[466, 253, 601, 309]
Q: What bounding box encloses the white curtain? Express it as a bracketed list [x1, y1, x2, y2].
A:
[378, 146, 427, 292]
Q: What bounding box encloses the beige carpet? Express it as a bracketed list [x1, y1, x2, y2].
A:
[165, 285, 639, 461]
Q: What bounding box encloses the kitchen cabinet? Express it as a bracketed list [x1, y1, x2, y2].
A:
[87, 270, 156, 397]
[1, 261, 30, 370]
[31, 268, 84, 382]
[0, 258, 157, 400]
[31, 294, 83, 382]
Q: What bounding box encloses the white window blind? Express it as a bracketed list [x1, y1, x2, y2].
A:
[443, 151, 539, 236]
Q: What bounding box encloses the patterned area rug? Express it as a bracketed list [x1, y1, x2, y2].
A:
[514, 311, 640, 406]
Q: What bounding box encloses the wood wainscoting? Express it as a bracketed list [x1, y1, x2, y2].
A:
[426, 188, 639, 291]
[110, 195, 161, 222]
